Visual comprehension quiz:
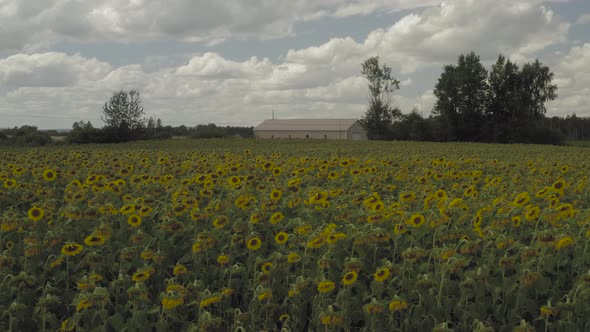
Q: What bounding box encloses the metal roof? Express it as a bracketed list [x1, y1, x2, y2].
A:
[255, 119, 361, 131]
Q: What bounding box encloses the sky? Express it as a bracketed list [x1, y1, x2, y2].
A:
[1, 0, 589, 129]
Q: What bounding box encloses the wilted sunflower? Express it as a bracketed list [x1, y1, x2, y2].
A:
[61, 243, 84, 257]
[162, 291, 184, 310]
[127, 214, 142, 227]
[28, 206, 44, 222]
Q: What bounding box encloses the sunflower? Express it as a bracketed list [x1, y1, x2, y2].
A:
[374, 268, 391, 282]
[199, 295, 222, 308]
[512, 192, 530, 207]
[84, 233, 106, 246]
[5, 241, 14, 250]
[389, 299, 409, 312]
[287, 252, 301, 263]
[127, 214, 142, 227]
[61, 243, 84, 256]
[217, 254, 230, 265]
[132, 269, 152, 282]
[512, 215, 522, 227]
[525, 205, 541, 221]
[162, 291, 184, 310]
[317, 280, 336, 293]
[42, 169, 57, 181]
[342, 271, 358, 286]
[551, 179, 566, 192]
[246, 237, 262, 251]
[274, 232, 288, 245]
[269, 212, 285, 225]
[119, 204, 136, 215]
[3, 178, 17, 189]
[212, 215, 229, 229]
[261, 262, 273, 274]
[269, 188, 282, 201]
[555, 237, 574, 250]
[76, 299, 93, 312]
[173, 264, 188, 276]
[406, 213, 425, 228]
[28, 206, 44, 222]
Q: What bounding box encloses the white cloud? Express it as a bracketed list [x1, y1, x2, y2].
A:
[0, 52, 112, 87]
[576, 13, 590, 24]
[0, 0, 439, 52]
[548, 43, 590, 117]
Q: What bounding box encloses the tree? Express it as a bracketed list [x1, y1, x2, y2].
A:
[487, 55, 558, 142]
[102, 90, 146, 132]
[360, 56, 401, 140]
[433, 52, 489, 141]
[519, 59, 557, 120]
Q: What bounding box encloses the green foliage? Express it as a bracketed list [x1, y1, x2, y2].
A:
[101, 90, 147, 142]
[360, 56, 401, 140]
[0, 126, 53, 147]
[433, 52, 489, 141]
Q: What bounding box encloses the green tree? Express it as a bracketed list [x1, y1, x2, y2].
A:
[102, 90, 146, 132]
[487, 55, 557, 142]
[433, 52, 489, 141]
[360, 56, 401, 140]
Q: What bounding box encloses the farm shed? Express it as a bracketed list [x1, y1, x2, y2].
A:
[254, 119, 367, 140]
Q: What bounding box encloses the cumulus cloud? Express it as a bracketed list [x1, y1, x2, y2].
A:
[0, 52, 112, 87]
[0, 0, 438, 52]
[548, 43, 590, 117]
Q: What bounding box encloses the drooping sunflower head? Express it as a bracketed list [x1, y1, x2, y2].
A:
[342, 271, 358, 286]
[61, 243, 84, 256]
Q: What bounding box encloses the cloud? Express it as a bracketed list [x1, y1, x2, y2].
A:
[576, 13, 590, 24]
[0, 52, 112, 87]
[548, 43, 590, 117]
[0, 0, 439, 53]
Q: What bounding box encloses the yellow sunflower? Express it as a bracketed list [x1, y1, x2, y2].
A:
[342, 271, 358, 286]
[61, 243, 84, 256]
[274, 231, 289, 245]
[27, 206, 45, 222]
[406, 213, 425, 228]
[84, 233, 106, 246]
[127, 214, 142, 227]
[374, 268, 391, 282]
[246, 237, 262, 251]
[42, 169, 57, 181]
[317, 280, 336, 293]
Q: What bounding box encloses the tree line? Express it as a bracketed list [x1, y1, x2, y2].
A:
[360, 52, 587, 144]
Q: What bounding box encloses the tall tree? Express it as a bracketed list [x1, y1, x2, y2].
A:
[360, 56, 401, 140]
[519, 59, 557, 120]
[102, 90, 146, 131]
[433, 52, 489, 141]
[488, 55, 522, 141]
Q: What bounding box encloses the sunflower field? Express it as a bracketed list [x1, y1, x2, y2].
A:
[0, 139, 589, 332]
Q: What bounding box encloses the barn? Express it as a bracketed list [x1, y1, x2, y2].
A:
[254, 119, 367, 140]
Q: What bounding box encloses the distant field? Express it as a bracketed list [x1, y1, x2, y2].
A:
[567, 140, 590, 147]
[1, 139, 588, 331]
